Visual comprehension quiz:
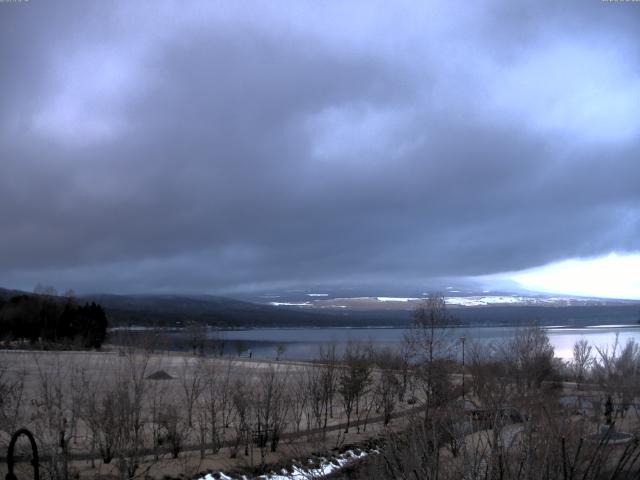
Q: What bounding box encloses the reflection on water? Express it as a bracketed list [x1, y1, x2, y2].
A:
[207, 325, 640, 361]
[546, 325, 640, 359]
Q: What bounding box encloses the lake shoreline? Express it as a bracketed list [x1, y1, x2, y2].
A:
[106, 323, 640, 362]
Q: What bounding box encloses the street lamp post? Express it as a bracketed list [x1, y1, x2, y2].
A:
[460, 336, 466, 404]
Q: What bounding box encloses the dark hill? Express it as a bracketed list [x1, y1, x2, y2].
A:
[4, 288, 639, 329]
[79, 293, 368, 328]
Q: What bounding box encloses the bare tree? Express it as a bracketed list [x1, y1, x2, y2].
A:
[230, 377, 251, 459]
[467, 340, 512, 412]
[338, 343, 372, 433]
[368, 377, 640, 480]
[405, 293, 454, 421]
[396, 343, 411, 402]
[593, 336, 640, 420]
[185, 321, 207, 355]
[571, 338, 593, 386]
[147, 372, 171, 461]
[209, 330, 226, 357]
[253, 365, 290, 470]
[500, 322, 555, 396]
[156, 402, 185, 458]
[307, 343, 338, 439]
[179, 357, 204, 428]
[0, 355, 25, 447]
[107, 350, 152, 479]
[198, 359, 233, 456]
[34, 283, 58, 296]
[406, 294, 452, 363]
[289, 367, 310, 433]
[356, 377, 377, 433]
[31, 354, 75, 480]
[306, 364, 326, 435]
[375, 367, 401, 426]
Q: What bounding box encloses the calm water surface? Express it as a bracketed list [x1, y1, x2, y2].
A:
[209, 325, 640, 361]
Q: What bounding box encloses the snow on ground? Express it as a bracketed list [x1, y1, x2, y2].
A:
[443, 295, 579, 306]
[199, 450, 370, 480]
[376, 297, 420, 302]
[267, 294, 607, 309]
[372, 295, 577, 306]
[445, 296, 525, 306]
[268, 301, 312, 306]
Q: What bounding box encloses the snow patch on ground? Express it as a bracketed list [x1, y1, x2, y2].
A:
[269, 302, 312, 307]
[199, 449, 371, 480]
[262, 449, 370, 479]
[443, 295, 593, 306]
[375, 295, 575, 305]
[268, 294, 603, 309]
[376, 297, 420, 302]
[445, 296, 524, 306]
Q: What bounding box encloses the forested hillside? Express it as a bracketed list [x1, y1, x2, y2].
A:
[0, 291, 107, 348]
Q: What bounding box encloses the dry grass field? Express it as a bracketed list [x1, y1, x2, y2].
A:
[0, 347, 414, 479]
[3, 321, 640, 479]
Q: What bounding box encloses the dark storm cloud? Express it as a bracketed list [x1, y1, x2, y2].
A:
[1, 0, 640, 294]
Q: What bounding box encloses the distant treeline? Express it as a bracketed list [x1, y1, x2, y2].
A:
[0, 294, 107, 348]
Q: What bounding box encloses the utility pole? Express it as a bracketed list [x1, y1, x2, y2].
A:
[460, 336, 466, 404]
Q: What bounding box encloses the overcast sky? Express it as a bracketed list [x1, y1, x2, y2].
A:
[2, 1, 640, 297]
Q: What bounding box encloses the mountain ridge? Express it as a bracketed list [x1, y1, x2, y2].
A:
[2, 286, 640, 328]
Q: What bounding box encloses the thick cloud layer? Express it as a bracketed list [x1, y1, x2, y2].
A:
[1, 1, 639, 294]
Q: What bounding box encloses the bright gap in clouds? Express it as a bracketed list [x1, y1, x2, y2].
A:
[502, 253, 640, 300]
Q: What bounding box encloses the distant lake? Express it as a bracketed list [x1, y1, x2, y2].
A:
[199, 324, 640, 361]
